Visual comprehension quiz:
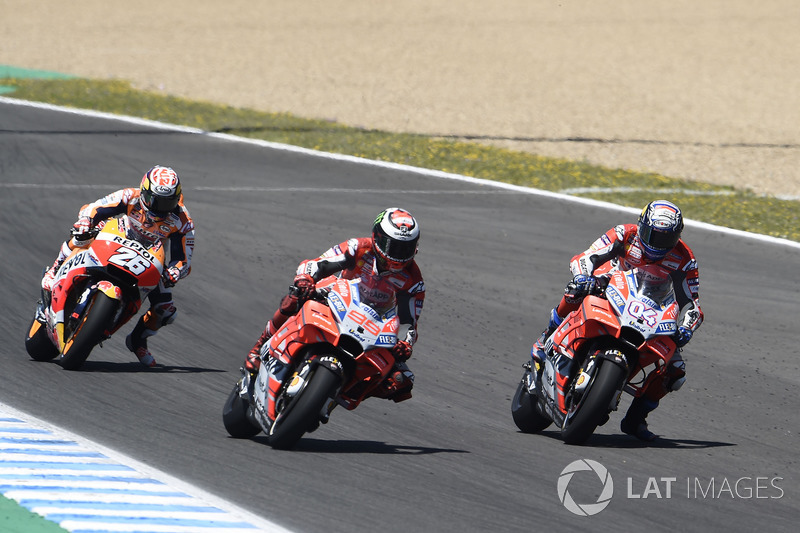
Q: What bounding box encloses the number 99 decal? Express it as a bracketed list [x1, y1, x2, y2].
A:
[108, 247, 152, 276]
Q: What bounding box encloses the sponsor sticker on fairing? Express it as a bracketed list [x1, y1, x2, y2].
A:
[328, 293, 347, 320]
[376, 334, 397, 347]
[657, 322, 677, 334]
[607, 286, 626, 312]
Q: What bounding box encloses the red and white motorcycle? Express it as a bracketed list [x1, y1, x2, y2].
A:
[223, 276, 401, 449]
[512, 264, 680, 444]
[25, 217, 165, 370]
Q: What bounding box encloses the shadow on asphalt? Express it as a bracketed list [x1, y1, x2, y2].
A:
[525, 429, 735, 449]
[42, 360, 227, 373]
[249, 436, 470, 455]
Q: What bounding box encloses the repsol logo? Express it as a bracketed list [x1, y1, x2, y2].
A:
[112, 236, 158, 262]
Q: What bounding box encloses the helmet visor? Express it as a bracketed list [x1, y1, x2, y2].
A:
[376, 233, 417, 263]
[639, 224, 680, 251]
[141, 189, 179, 217]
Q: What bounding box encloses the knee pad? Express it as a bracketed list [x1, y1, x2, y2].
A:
[662, 359, 687, 393]
[143, 303, 177, 330]
[669, 376, 686, 392]
[160, 307, 177, 326]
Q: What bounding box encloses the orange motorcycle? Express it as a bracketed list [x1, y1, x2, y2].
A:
[25, 218, 165, 370]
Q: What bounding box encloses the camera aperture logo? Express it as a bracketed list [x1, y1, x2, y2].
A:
[557, 459, 614, 516]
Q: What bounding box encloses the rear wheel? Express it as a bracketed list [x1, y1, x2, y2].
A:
[222, 380, 262, 438]
[561, 357, 626, 445]
[25, 313, 58, 361]
[511, 369, 552, 433]
[269, 364, 340, 450]
[59, 292, 118, 371]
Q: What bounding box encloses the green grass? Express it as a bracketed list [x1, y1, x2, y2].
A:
[3, 77, 798, 242]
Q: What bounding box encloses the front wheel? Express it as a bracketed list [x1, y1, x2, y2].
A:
[25, 313, 58, 361]
[511, 370, 552, 433]
[269, 364, 340, 450]
[561, 357, 626, 445]
[59, 292, 118, 371]
[222, 380, 262, 439]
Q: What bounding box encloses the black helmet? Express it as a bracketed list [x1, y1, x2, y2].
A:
[372, 207, 420, 272]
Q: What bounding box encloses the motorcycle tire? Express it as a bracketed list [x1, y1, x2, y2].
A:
[511, 374, 552, 433]
[222, 381, 262, 438]
[25, 315, 59, 361]
[561, 357, 626, 445]
[59, 292, 117, 371]
[269, 364, 340, 450]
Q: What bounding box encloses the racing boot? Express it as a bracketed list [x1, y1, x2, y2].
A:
[620, 397, 659, 441]
[244, 322, 275, 374]
[244, 292, 303, 373]
[532, 308, 564, 363]
[125, 316, 157, 367]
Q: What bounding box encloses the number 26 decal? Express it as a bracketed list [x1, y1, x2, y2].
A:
[109, 247, 151, 276]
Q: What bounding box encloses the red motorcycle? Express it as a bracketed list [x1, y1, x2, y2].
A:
[25, 217, 165, 370]
[223, 276, 401, 449]
[512, 264, 679, 444]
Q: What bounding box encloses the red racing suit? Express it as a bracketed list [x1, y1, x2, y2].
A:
[76, 188, 195, 330]
[560, 224, 703, 401]
[297, 237, 425, 348]
[567, 224, 703, 335]
[246, 237, 424, 401]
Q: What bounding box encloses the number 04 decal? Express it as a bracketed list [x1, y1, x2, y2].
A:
[626, 300, 658, 327]
[108, 247, 151, 276]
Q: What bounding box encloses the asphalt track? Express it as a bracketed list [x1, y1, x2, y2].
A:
[0, 100, 797, 533]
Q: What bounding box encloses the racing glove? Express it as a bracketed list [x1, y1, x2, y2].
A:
[391, 340, 413, 362]
[72, 215, 93, 235]
[564, 274, 601, 303]
[673, 326, 693, 348]
[291, 273, 316, 300]
[162, 266, 182, 287]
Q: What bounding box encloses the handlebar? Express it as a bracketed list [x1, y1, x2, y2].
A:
[70, 226, 100, 242]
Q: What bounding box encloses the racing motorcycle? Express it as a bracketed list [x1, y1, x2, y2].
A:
[512, 264, 679, 444]
[223, 276, 401, 450]
[25, 217, 166, 370]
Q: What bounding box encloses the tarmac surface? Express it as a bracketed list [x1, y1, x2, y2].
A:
[0, 99, 797, 533]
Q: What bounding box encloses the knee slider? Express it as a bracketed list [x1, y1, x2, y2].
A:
[669, 376, 686, 391]
[152, 303, 177, 327]
[665, 359, 686, 392]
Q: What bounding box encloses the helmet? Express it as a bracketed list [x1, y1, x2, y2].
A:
[637, 200, 684, 261]
[140, 166, 181, 217]
[372, 207, 420, 272]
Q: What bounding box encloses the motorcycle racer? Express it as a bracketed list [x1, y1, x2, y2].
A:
[244, 207, 425, 402]
[40, 165, 195, 367]
[531, 200, 703, 441]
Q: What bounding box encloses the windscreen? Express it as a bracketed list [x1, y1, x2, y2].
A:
[633, 267, 675, 306]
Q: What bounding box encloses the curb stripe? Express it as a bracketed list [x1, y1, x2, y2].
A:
[0, 407, 293, 532]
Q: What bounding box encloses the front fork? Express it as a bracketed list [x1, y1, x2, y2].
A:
[570, 353, 627, 420]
